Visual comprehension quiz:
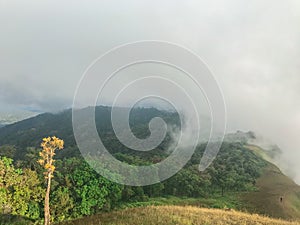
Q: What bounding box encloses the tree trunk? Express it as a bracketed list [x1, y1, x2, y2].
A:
[44, 173, 52, 225]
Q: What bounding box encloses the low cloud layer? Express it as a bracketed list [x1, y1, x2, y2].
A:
[1, 0, 300, 182]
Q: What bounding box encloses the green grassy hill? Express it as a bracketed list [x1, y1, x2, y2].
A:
[242, 145, 300, 219]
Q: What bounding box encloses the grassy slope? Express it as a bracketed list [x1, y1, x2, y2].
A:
[118, 194, 244, 211]
[243, 145, 300, 219]
[58, 205, 300, 225]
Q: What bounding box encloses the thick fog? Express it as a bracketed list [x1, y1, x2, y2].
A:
[0, 0, 300, 182]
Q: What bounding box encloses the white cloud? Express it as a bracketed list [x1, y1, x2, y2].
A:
[0, 0, 300, 181]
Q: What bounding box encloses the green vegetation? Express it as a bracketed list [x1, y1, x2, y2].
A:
[0, 157, 44, 222]
[0, 107, 299, 224]
[0, 142, 268, 224]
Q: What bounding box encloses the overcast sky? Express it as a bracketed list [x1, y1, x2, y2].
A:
[1, 0, 300, 181]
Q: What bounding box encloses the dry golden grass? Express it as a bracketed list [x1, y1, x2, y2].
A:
[59, 205, 300, 225]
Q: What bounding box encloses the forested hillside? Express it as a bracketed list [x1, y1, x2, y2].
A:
[0, 106, 179, 160]
[0, 107, 299, 224]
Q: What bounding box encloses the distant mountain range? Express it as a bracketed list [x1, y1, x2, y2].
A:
[0, 110, 38, 127]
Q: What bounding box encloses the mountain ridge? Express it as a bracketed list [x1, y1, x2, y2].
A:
[0, 106, 299, 221]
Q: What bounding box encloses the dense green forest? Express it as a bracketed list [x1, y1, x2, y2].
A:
[0, 107, 268, 224]
[0, 143, 266, 224]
